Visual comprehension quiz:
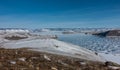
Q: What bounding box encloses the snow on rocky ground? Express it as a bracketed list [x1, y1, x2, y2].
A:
[2, 37, 104, 62]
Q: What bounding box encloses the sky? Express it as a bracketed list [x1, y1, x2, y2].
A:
[0, 0, 120, 28]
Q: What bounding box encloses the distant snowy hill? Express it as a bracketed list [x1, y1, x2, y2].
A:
[33, 28, 50, 32]
[0, 29, 29, 33]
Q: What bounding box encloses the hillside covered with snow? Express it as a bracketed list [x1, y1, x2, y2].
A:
[2, 38, 104, 62]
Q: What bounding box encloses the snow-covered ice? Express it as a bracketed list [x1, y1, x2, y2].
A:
[99, 53, 120, 64]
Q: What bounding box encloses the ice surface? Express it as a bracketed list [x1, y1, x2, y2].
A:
[99, 53, 120, 64]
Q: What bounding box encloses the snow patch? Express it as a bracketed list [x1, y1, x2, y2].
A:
[3, 38, 104, 62]
[10, 61, 16, 64]
[108, 66, 120, 69]
[18, 58, 26, 61]
[43, 54, 51, 61]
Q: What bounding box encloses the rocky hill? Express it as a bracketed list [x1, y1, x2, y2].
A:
[92, 30, 120, 37]
[0, 48, 120, 70]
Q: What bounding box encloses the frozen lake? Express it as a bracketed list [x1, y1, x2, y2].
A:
[35, 31, 120, 54]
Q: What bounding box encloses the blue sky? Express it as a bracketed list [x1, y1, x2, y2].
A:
[0, 0, 120, 28]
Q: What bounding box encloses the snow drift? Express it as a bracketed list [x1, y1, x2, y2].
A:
[2, 38, 104, 62]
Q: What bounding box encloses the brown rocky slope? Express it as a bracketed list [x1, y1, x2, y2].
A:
[0, 48, 120, 70]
